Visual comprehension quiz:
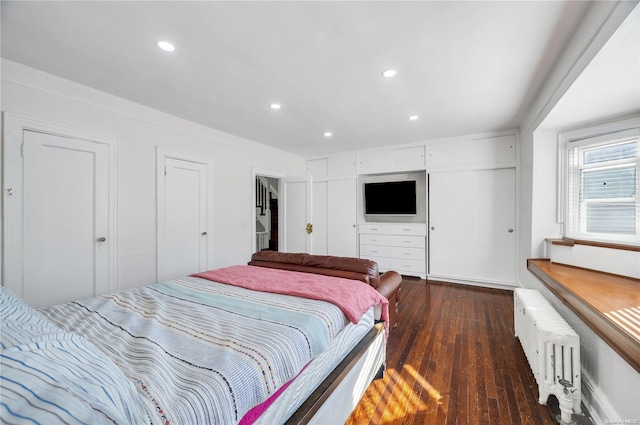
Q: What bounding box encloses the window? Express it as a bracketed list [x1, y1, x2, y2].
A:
[561, 120, 640, 245]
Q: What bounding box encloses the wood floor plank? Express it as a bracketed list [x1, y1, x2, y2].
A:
[345, 278, 556, 425]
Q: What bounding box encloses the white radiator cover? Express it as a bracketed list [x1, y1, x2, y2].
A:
[514, 288, 582, 415]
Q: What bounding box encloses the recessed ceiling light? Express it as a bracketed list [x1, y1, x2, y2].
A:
[157, 41, 175, 52]
[409, 115, 419, 121]
[269, 103, 281, 110]
[381, 69, 397, 78]
[324, 132, 332, 137]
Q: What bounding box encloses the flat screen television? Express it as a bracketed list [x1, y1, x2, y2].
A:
[364, 180, 417, 215]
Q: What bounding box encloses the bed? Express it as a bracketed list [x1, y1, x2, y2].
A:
[0, 252, 402, 425]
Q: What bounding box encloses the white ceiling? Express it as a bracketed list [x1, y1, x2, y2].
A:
[0, 1, 617, 157]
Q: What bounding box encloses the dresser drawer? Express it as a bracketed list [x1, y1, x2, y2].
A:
[360, 244, 390, 258]
[390, 235, 425, 248]
[388, 223, 426, 236]
[390, 246, 425, 261]
[390, 258, 426, 274]
[360, 234, 390, 246]
[366, 256, 391, 270]
[359, 224, 390, 234]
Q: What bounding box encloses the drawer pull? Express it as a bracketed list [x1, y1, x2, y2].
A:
[371, 239, 377, 242]
[371, 250, 378, 253]
[403, 253, 411, 256]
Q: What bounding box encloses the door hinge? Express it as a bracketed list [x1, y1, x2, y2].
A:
[21, 143, 24, 158]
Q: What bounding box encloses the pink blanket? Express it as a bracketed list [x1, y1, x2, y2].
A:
[192, 265, 388, 326]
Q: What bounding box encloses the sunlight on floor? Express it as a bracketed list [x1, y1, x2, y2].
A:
[354, 364, 443, 424]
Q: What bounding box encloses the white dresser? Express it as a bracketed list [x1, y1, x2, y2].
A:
[358, 223, 427, 279]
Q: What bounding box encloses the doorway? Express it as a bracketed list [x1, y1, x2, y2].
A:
[255, 175, 280, 251]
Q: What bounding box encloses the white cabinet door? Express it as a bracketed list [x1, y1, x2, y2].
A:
[429, 168, 516, 284]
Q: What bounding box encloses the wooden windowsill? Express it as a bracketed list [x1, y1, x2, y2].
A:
[527, 259, 640, 374]
[546, 237, 640, 252]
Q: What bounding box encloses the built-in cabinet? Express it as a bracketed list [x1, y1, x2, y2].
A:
[301, 132, 518, 289]
[359, 223, 427, 278]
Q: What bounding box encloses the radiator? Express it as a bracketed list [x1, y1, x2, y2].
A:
[514, 288, 581, 421]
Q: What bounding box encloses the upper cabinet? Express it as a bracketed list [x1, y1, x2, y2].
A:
[427, 134, 516, 169]
[307, 153, 357, 176]
[357, 145, 425, 174]
[307, 133, 516, 177]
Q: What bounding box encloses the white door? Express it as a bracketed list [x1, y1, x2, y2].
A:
[285, 176, 357, 257]
[474, 168, 516, 283]
[312, 180, 328, 254]
[429, 168, 516, 284]
[327, 177, 357, 257]
[282, 176, 312, 253]
[21, 130, 111, 308]
[158, 155, 210, 281]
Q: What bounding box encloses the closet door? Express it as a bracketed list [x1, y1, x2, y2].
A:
[14, 128, 115, 308]
[429, 168, 516, 285]
[312, 177, 357, 257]
[327, 177, 357, 257]
[158, 154, 211, 281]
[282, 176, 312, 253]
[283, 176, 357, 257]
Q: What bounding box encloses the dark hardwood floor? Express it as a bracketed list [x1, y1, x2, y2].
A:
[345, 278, 556, 425]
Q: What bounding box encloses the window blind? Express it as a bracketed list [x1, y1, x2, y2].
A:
[566, 135, 639, 243]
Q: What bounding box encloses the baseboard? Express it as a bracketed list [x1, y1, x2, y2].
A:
[581, 370, 618, 425]
[426, 275, 518, 291]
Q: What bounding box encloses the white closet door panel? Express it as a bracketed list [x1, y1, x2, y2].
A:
[283, 177, 311, 253]
[23, 130, 109, 308]
[429, 168, 516, 284]
[474, 168, 516, 283]
[428, 171, 476, 278]
[312, 181, 328, 255]
[327, 178, 357, 257]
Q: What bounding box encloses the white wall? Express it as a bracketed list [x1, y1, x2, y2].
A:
[1, 59, 306, 291]
[517, 2, 640, 423]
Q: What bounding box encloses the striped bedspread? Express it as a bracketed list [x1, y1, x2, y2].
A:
[40, 276, 352, 424]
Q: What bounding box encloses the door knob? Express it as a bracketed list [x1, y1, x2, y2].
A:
[508, 228, 514, 233]
[306, 223, 313, 234]
[201, 232, 207, 236]
[97, 237, 106, 243]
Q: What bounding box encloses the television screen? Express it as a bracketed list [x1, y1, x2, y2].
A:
[364, 180, 417, 215]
